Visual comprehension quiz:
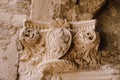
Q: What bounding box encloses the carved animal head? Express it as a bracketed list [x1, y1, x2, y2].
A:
[73, 29, 100, 50]
[19, 26, 40, 45]
[18, 20, 45, 62]
[73, 29, 100, 66]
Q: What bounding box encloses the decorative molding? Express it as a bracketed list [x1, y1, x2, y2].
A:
[18, 19, 101, 80]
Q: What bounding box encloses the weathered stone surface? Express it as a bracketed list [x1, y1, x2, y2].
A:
[18, 0, 120, 80]
[18, 19, 102, 80]
[0, 0, 30, 80]
[96, 0, 120, 66]
[0, 0, 120, 80]
[31, 0, 107, 21]
[31, 0, 56, 21]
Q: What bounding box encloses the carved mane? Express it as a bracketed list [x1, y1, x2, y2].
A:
[18, 20, 46, 64]
[73, 30, 100, 67]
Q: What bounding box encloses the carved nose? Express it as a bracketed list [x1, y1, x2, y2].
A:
[22, 28, 32, 37]
[25, 34, 30, 37]
[88, 36, 93, 40]
[22, 32, 30, 37]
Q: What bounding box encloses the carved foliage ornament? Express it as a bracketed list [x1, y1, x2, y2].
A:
[46, 28, 72, 59]
[18, 19, 101, 80]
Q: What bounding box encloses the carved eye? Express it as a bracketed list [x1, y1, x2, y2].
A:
[86, 32, 93, 40]
[26, 28, 32, 32]
[27, 30, 31, 32]
[87, 33, 90, 35]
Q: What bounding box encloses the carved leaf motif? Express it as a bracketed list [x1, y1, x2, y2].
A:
[46, 28, 72, 59]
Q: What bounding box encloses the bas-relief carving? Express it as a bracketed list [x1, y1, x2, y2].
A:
[46, 28, 72, 60]
[18, 19, 101, 80]
[17, 0, 120, 80]
[64, 29, 100, 67]
[19, 0, 106, 80]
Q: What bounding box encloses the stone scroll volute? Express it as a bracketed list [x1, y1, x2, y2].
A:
[18, 19, 101, 80]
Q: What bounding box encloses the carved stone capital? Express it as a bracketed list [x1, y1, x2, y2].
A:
[18, 19, 101, 80]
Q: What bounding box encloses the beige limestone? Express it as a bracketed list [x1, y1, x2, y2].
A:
[0, 0, 120, 80]
[31, 0, 106, 21]
[18, 19, 101, 80]
[0, 13, 27, 80]
[0, 0, 30, 80]
[31, 0, 56, 21]
[18, 0, 120, 80]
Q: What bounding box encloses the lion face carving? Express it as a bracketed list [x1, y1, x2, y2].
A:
[18, 22, 45, 62]
[19, 27, 40, 44]
[73, 29, 100, 66]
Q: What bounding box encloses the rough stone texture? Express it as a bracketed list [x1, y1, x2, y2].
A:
[31, 0, 106, 21]
[18, 0, 120, 80]
[31, 0, 55, 21]
[0, 0, 30, 80]
[18, 19, 102, 80]
[0, 0, 120, 80]
[96, 0, 120, 67]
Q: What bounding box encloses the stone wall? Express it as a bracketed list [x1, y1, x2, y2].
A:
[0, 0, 120, 80]
[0, 0, 30, 80]
[96, 0, 120, 67]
